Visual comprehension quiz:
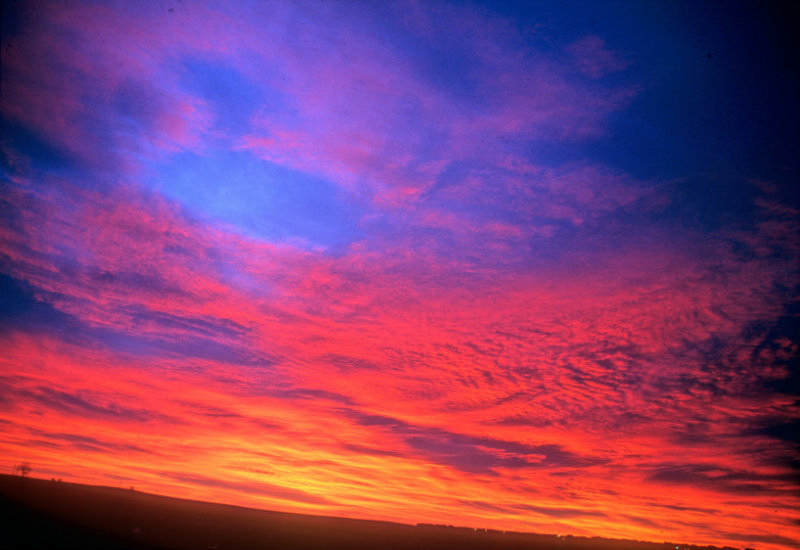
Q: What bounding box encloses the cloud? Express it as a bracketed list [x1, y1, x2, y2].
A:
[341, 408, 602, 474]
[516, 504, 607, 519]
[1, 383, 159, 424]
[645, 463, 796, 496]
[162, 471, 332, 506]
[25, 429, 151, 456]
[567, 36, 629, 78]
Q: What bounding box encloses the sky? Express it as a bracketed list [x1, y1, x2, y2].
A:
[1, 0, 798, 548]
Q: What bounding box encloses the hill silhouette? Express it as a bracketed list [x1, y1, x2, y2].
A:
[0, 474, 744, 550]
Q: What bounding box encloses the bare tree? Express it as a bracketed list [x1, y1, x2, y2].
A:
[13, 462, 32, 477]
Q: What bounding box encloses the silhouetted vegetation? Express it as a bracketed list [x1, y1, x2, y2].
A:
[0, 474, 746, 550]
[11, 462, 32, 477]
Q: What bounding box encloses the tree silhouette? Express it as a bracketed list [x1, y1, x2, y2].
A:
[13, 462, 32, 477]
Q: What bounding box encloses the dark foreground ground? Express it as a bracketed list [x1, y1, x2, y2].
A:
[1, 474, 742, 550]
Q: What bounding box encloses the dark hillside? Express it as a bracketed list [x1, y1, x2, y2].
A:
[0, 475, 741, 550]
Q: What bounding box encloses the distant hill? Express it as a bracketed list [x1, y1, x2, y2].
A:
[0, 474, 744, 550]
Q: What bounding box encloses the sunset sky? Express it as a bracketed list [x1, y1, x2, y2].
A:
[1, 1, 798, 548]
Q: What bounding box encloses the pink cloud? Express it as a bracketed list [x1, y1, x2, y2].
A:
[567, 35, 630, 78]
